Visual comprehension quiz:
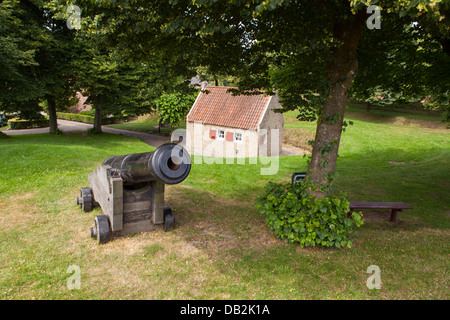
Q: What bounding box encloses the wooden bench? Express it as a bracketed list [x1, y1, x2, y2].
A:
[348, 202, 413, 222]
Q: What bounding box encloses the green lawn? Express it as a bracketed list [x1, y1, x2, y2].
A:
[0, 109, 449, 300]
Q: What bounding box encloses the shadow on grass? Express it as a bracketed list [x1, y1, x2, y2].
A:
[344, 109, 447, 129]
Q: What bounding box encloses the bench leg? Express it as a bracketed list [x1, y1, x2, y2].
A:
[347, 210, 353, 218]
[390, 209, 400, 222]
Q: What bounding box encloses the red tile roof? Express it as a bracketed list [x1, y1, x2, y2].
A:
[187, 86, 272, 130]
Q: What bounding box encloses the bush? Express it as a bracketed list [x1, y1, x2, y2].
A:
[78, 110, 96, 116]
[8, 119, 50, 130]
[155, 92, 198, 129]
[57, 112, 94, 124]
[256, 181, 364, 248]
[52, 128, 64, 135]
[56, 112, 116, 125]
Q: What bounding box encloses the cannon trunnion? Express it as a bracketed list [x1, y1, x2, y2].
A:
[77, 143, 190, 244]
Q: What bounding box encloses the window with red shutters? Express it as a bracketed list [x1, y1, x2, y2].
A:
[209, 129, 216, 139]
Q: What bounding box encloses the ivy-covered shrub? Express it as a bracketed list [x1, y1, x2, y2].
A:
[256, 181, 364, 248]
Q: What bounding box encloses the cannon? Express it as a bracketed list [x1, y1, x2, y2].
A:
[77, 143, 191, 244]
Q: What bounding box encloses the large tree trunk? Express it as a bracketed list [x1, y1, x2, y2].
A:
[47, 96, 58, 134]
[93, 106, 102, 134]
[307, 12, 366, 198]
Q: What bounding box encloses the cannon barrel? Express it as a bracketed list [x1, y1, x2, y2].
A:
[102, 143, 191, 185]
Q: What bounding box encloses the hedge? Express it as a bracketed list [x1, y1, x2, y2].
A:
[56, 112, 116, 125]
[8, 119, 50, 130]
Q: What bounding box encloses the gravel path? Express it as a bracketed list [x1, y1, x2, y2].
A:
[2, 119, 170, 148]
[2, 119, 305, 155]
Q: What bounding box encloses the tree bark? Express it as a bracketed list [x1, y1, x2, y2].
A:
[307, 11, 366, 198]
[93, 105, 102, 134]
[47, 96, 58, 134]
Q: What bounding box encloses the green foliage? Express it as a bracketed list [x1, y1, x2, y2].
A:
[256, 181, 364, 248]
[56, 112, 94, 124]
[351, 9, 450, 115]
[155, 92, 197, 129]
[442, 104, 450, 124]
[77, 110, 96, 117]
[8, 118, 50, 130]
[56, 112, 116, 125]
[52, 128, 64, 135]
[86, 127, 102, 135]
[0, 0, 78, 123]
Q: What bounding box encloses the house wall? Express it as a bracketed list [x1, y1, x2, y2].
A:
[69, 92, 92, 114]
[185, 121, 259, 158]
[258, 95, 284, 156]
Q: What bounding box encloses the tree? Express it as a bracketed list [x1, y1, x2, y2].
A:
[47, 0, 190, 134]
[51, 0, 449, 196]
[351, 5, 450, 116]
[0, 0, 78, 133]
[155, 91, 197, 131]
[0, 0, 45, 119]
[38, 1, 78, 133]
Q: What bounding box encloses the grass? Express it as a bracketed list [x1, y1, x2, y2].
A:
[0, 107, 449, 300]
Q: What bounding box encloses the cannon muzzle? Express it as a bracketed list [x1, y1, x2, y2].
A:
[102, 143, 191, 185]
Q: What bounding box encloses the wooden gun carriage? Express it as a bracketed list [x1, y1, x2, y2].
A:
[77, 143, 191, 244]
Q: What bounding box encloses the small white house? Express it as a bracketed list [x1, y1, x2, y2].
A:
[185, 86, 284, 158]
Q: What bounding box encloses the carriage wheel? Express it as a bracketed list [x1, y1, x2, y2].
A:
[94, 215, 111, 244]
[163, 205, 175, 232]
[80, 187, 93, 212]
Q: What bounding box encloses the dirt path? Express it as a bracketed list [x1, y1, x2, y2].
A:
[2, 119, 305, 154]
[2, 119, 170, 148]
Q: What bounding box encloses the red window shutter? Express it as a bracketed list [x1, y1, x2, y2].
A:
[209, 129, 216, 139]
[260, 134, 266, 145]
[226, 132, 234, 142]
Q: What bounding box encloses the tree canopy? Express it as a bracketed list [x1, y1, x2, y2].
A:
[7, 0, 448, 196]
[60, 0, 448, 196]
[0, 0, 79, 132]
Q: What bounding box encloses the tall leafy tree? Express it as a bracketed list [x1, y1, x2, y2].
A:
[50, 0, 449, 196]
[352, 4, 450, 115]
[0, 0, 45, 119]
[1, 0, 78, 132]
[48, 0, 186, 134]
[72, 45, 164, 134]
[39, 1, 78, 133]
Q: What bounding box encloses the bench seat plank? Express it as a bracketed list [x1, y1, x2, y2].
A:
[349, 202, 413, 222]
[350, 202, 413, 210]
